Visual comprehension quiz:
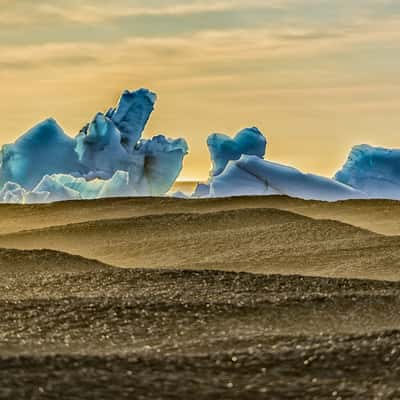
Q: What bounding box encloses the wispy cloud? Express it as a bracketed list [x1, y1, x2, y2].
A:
[0, 0, 296, 25]
[1, 0, 397, 25]
[36, 1, 284, 23]
[1, 0, 400, 181]
[1, 15, 399, 72]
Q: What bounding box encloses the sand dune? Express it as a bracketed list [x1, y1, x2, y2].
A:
[0, 248, 110, 273]
[1, 207, 400, 280]
[1, 196, 400, 235]
[1, 197, 400, 398]
[1, 269, 399, 399]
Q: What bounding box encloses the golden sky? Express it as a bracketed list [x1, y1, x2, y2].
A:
[1, 0, 400, 180]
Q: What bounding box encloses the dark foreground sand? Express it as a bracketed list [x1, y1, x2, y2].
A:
[1, 197, 400, 399]
[1, 266, 400, 399]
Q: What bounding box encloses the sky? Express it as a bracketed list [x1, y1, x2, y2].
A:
[1, 0, 400, 181]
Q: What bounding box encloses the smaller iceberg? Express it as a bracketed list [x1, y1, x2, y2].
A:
[34, 175, 82, 202]
[0, 171, 137, 204]
[37, 171, 135, 201]
[208, 127, 266, 176]
[334, 144, 400, 199]
[195, 127, 368, 201]
[0, 182, 29, 204]
[192, 183, 211, 198]
[210, 155, 366, 201]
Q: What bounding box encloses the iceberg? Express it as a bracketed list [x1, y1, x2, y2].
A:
[0, 181, 51, 204]
[0, 89, 188, 203]
[0, 171, 139, 204]
[171, 191, 189, 199]
[210, 155, 366, 201]
[0, 182, 27, 204]
[192, 183, 211, 198]
[334, 144, 400, 199]
[0, 118, 82, 190]
[199, 127, 368, 201]
[134, 135, 189, 196]
[4, 88, 400, 204]
[106, 89, 156, 152]
[36, 172, 135, 201]
[208, 127, 267, 176]
[75, 113, 130, 177]
[34, 175, 82, 202]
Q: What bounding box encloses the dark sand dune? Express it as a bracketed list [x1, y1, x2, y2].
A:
[0, 248, 110, 273]
[1, 208, 400, 280]
[0, 196, 400, 235]
[0, 269, 399, 399]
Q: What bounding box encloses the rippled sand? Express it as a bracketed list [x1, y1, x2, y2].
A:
[0, 196, 399, 235]
[0, 197, 400, 399]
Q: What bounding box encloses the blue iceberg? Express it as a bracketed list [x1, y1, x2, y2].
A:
[107, 89, 156, 152]
[197, 127, 369, 201]
[75, 113, 130, 177]
[210, 155, 366, 201]
[0, 118, 82, 190]
[208, 127, 267, 176]
[3, 89, 400, 204]
[192, 183, 211, 198]
[0, 89, 188, 203]
[335, 144, 400, 199]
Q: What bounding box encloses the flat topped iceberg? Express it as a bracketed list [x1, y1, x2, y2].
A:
[210, 155, 366, 201]
[335, 144, 400, 199]
[0, 88, 188, 203]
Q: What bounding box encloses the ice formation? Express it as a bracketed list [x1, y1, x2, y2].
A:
[192, 183, 211, 198]
[195, 127, 372, 201]
[208, 127, 267, 176]
[0, 171, 137, 204]
[209, 155, 366, 201]
[0, 89, 188, 203]
[334, 144, 400, 199]
[2, 88, 400, 204]
[0, 118, 82, 190]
